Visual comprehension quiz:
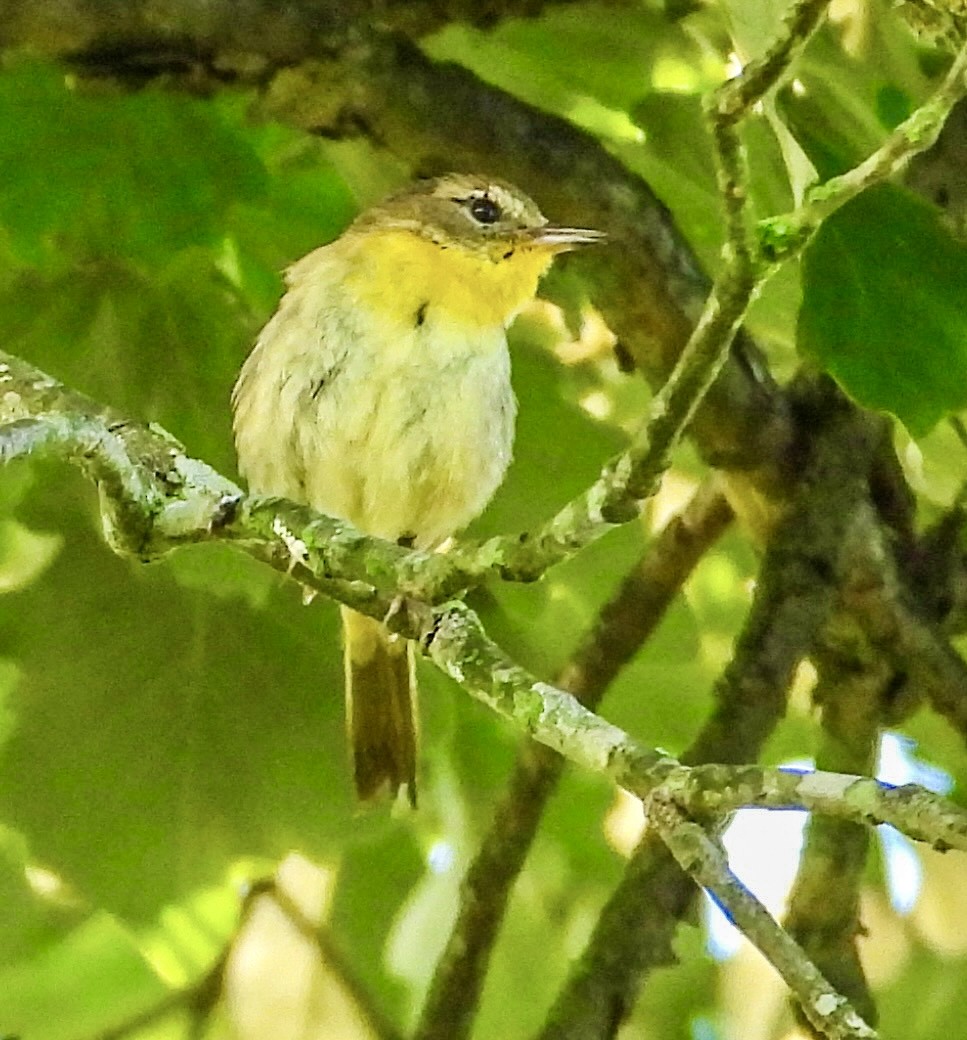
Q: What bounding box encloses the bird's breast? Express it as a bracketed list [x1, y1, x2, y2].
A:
[277, 282, 518, 546]
[341, 228, 553, 332]
[234, 237, 521, 548]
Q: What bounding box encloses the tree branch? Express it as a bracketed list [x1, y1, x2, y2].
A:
[535, 400, 875, 1037]
[0, 0, 603, 62]
[423, 599, 967, 851]
[783, 659, 882, 1029]
[760, 34, 967, 262]
[415, 479, 733, 1040]
[6, 351, 963, 851]
[843, 510, 967, 745]
[649, 793, 877, 1040]
[7, 351, 967, 1040]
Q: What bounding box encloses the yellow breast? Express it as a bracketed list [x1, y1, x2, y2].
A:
[338, 228, 555, 334]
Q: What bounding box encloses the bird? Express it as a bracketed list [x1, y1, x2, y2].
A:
[232, 172, 602, 805]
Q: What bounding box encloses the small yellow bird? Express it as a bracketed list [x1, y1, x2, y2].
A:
[232, 173, 602, 805]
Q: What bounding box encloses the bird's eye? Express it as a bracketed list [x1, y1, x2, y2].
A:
[468, 195, 502, 225]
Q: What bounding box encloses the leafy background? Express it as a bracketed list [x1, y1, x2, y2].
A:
[2, 2, 967, 1037]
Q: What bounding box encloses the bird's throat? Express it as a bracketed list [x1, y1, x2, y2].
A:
[341, 228, 554, 333]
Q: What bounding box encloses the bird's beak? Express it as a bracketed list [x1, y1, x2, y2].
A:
[528, 226, 607, 251]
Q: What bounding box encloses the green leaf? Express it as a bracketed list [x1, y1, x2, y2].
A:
[798, 184, 967, 436]
[876, 940, 967, 1039]
[425, 4, 700, 119]
[0, 824, 80, 971]
[1, 477, 352, 923]
[0, 912, 169, 1040]
[0, 60, 268, 269]
[776, 19, 925, 181]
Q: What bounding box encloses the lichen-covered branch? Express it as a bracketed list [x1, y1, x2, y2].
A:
[649, 794, 878, 1040]
[760, 36, 967, 262]
[13, 350, 965, 851]
[415, 480, 733, 1040]
[6, 349, 967, 1040]
[534, 403, 882, 1039]
[658, 765, 967, 852]
[783, 651, 885, 1027]
[0, 347, 759, 617]
[423, 600, 967, 853]
[0, 347, 440, 617]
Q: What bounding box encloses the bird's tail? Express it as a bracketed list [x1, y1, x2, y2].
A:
[341, 606, 418, 806]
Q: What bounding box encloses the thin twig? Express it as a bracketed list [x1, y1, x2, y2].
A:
[263, 883, 406, 1040]
[649, 794, 878, 1040]
[83, 982, 215, 1040]
[70, 868, 404, 1040]
[783, 653, 884, 1025]
[760, 36, 967, 263]
[710, 0, 832, 259]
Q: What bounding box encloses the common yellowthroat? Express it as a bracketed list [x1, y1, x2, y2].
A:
[232, 173, 602, 805]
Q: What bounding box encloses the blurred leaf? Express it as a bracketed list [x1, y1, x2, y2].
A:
[330, 822, 425, 1027]
[798, 184, 967, 437]
[718, 0, 794, 58]
[0, 474, 353, 923]
[425, 4, 702, 121]
[0, 911, 169, 1040]
[1, 871, 246, 1038]
[776, 15, 928, 180]
[0, 518, 62, 594]
[0, 61, 267, 269]
[139, 877, 240, 988]
[0, 462, 64, 595]
[876, 941, 967, 1039]
[164, 544, 278, 611]
[778, 77, 875, 179]
[472, 828, 617, 1038]
[630, 92, 722, 268]
[903, 705, 967, 811]
[0, 824, 82, 971]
